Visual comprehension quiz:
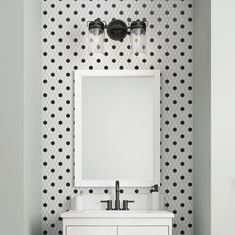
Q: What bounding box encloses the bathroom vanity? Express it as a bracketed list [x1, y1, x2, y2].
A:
[62, 210, 174, 235]
[61, 70, 174, 235]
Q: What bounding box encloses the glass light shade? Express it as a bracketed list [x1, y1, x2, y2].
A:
[88, 28, 104, 55]
[131, 28, 146, 56]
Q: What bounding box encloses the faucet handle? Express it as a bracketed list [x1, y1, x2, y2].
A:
[100, 200, 113, 210]
[122, 200, 134, 210]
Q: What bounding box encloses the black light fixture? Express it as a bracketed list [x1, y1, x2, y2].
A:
[130, 19, 147, 56]
[87, 18, 147, 55]
[88, 18, 105, 55]
[107, 19, 128, 41]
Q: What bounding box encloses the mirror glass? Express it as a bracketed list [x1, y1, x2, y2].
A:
[74, 70, 160, 187]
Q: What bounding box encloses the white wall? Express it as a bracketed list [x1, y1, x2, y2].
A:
[0, 1, 40, 235]
[211, 0, 235, 234]
[24, 0, 41, 234]
[0, 1, 24, 235]
[193, 0, 211, 234]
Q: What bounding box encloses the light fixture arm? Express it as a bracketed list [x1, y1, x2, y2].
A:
[106, 19, 128, 41]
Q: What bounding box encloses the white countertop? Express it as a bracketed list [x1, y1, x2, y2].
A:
[61, 210, 174, 218]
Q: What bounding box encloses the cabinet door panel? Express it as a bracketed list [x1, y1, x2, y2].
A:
[67, 226, 117, 235]
[118, 226, 168, 235]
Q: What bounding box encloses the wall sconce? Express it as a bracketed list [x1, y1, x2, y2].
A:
[87, 18, 147, 56]
[130, 20, 147, 56]
[88, 18, 105, 55]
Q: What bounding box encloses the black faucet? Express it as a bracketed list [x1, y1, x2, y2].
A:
[100, 180, 135, 210]
[114, 180, 121, 210]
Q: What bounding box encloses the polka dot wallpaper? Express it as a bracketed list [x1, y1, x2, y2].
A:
[41, 0, 193, 235]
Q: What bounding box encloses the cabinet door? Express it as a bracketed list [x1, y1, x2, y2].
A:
[118, 226, 168, 235]
[67, 226, 117, 235]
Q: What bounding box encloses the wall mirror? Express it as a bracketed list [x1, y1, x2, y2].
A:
[74, 70, 160, 187]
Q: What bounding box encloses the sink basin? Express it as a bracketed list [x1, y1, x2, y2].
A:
[83, 210, 154, 213]
[61, 210, 174, 218]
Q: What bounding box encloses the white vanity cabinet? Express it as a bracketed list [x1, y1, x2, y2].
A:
[62, 211, 174, 235]
[118, 226, 168, 235]
[67, 226, 116, 235]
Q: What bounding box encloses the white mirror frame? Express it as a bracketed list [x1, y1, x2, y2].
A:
[74, 70, 160, 187]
